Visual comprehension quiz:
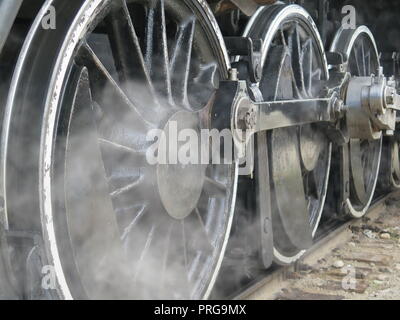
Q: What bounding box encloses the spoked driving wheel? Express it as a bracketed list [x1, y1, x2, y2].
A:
[330, 26, 382, 218]
[243, 5, 331, 265]
[3, 0, 237, 299]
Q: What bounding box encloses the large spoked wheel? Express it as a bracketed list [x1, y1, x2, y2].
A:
[243, 5, 331, 265]
[2, 0, 237, 299]
[330, 26, 382, 218]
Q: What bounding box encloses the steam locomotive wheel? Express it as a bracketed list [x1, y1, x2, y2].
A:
[330, 26, 382, 218]
[243, 4, 331, 265]
[2, 0, 238, 299]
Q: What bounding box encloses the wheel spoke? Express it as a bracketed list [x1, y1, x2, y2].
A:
[160, 222, 173, 290]
[279, 27, 287, 46]
[76, 43, 156, 132]
[351, 49, 362, 76]
[167, 221, 191, 297]
[301, 38, 313, 96]
[361, 40, 367, 76]
[203, 176, 227, 198]
[261, 45, 294, 100]
[365, 47, 371, 76]
[188, 63, 218, 110]
[76, 44, 155, 150]
[305, 169, 319, 200]
[182, 220, 189, 273]
[185, 207, 213, 253]
[110, 175, 144, 198]
[106, 0, 158, 111]
[133, 225, 156, 282]
[99, 138, 147, 168]
[281, 49, 299, 99]
[182, 213, 213, 285]
[146, 0, 173, 103]
[170, 18, 195, 108]
[195, 207, 209, 239]
[288, 22, 306, 96]
[112, 175, 155, 213]
[121, 204, 148, 241]
[312, 69, 322, 81]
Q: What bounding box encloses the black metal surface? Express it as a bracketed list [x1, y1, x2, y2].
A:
[2, 0, 237, 300]
[225, 36, 262, 82]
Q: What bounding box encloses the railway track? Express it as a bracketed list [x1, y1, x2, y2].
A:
[231, 191, 400, 300]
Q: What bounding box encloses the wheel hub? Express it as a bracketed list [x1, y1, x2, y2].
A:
[157, 111, 206, 220]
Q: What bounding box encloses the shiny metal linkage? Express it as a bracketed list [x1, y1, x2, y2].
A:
[213, 65, 400, 162]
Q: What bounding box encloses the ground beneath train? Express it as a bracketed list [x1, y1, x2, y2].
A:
[248, 197, 400, 300]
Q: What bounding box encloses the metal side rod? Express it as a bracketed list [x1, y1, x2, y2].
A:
[227, 81, 342, 134]
[253, 97, 336, 131]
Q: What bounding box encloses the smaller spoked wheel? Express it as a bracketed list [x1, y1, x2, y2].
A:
[330, 26, 382, 218]
[243, 5, 331, 265]
[3, 0, 237, 300]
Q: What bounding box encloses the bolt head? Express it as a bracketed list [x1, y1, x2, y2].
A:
[386, 88, 395, 105]
[245, 109, 257, 130]
[229, 68, 238, 81]
[334, 98, 345, 116]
